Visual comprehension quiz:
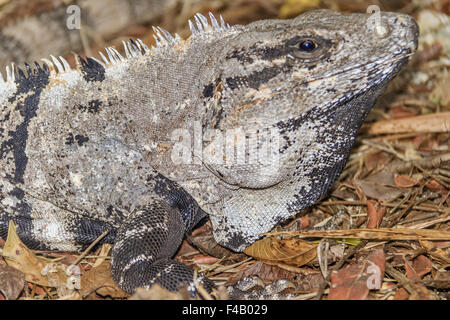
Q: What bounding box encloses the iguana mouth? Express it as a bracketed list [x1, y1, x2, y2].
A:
[297, 50, 414, 88]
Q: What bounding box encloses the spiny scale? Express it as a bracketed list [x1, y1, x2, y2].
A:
[189, 12, 230, 34]
[0, 12, 229, 84]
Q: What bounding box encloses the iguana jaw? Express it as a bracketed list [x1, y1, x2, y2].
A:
[208, 68, 397, 252]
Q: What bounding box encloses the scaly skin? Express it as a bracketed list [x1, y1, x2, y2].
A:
[0, 10, 418, 294]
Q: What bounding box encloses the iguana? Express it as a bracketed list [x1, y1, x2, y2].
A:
[0, 9, 418, 295]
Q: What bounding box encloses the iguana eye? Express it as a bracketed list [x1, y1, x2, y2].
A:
[299, 40, 317, 52]
[286, 36, 331, 61]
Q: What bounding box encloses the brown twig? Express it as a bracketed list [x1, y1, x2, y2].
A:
[72, 230, 109, 266]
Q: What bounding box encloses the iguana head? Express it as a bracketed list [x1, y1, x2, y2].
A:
[196, 10, 419, 251]
[217, 9, 418, 128]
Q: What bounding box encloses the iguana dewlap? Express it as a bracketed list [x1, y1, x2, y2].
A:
[0, 10, 418, 294]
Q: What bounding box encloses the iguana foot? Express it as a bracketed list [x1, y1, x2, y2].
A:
[110, 199, 212, 295]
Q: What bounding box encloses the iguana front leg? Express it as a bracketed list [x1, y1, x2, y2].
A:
[110, 197, 213, 295]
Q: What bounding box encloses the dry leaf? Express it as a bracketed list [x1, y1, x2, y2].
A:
[0, 264, 25, 300]
[408, 255, 433, 279]
[394, 175, 419, 187]
[2, 221, 74, 292]
[425, 180, 446, 193]
[244, 237, 317, 268]
[391, 105, 419, 119]
[80, 260, 129, 298]
[364, 151, 391, 171]
[354, 171, 406, 201]
[27, 283, 46, 297]
[394, 287, 409, 300]
[192, 255, 219, 265]
[366, 201, 385, 228]
[328, 249, 385, 300]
